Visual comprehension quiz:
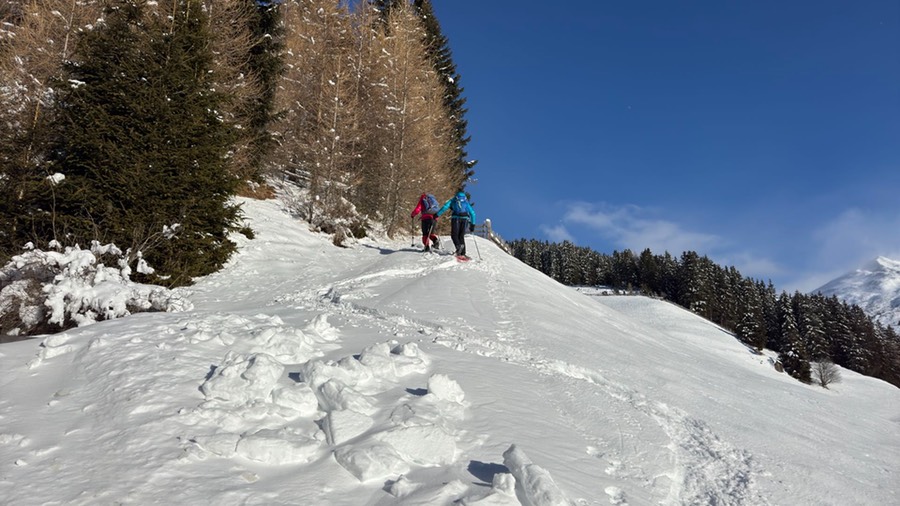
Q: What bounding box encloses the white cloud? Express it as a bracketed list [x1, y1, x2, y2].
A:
[784, 208, 900, 293]
[559, 202, 720, 255]
[812, 208, 900, 268]
[538, 202, 900, 294]
[540, 201, 790, 288]
[717, 252, 784, 283]
[539, 224, 575, 243]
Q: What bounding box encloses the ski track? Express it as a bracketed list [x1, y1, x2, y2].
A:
[296, 248, 771, 505]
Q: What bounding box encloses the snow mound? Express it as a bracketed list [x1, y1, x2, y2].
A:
[184, 337, 471, 483]
[200, 351, 283, 404]
[503, 444, 573, 506]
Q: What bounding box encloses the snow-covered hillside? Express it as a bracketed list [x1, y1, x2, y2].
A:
[815, 256, 900, 330]
[1, 197, 898, 506]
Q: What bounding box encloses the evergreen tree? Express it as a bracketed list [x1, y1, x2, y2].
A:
[875, 325, 900, 386]
[242, 0, 284, 179]
[46, 0, 240, 286]
[637, 248, 659, 295]
[846, 305, 877, 373]
[823, 296, 853, 366]
[794, 292, 829, 361]
[611, 249, 638, 291]
[736, 279, 767, 351]
[777, 292, 811, 382]
[412, 0, 476, 182]
[760, 280, 779, 351]
[657, 252, 679, 300]
[677, 251, 712, 317]
[506, 240, 900, 387]
[0, 0, 102, 262]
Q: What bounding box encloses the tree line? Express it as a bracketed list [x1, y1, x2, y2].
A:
[0, 0, 473, 285]
[509, 239, 900, 388]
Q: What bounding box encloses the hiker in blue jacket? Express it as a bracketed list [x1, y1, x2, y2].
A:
[436, 191, 476, 257]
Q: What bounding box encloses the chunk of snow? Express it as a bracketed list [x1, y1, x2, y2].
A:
[236, 429, 320, 464]
[502, 444, 572, 506]
[427, 373, 466, 404]
[271, 383, 319, 416]
[333, 442, 409, 482]
[200, 352, 283, 404]
[323, 409, 374, 445]
[376, 424, 457, 466]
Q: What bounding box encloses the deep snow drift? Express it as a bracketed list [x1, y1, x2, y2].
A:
[1, 197, 898, 506]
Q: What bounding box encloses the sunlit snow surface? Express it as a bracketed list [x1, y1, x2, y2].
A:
[1, 197, 897, 505]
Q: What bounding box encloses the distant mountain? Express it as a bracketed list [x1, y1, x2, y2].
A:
[815, 256, 900, 330]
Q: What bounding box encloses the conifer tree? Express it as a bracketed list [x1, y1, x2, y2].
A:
[637, 248, 660, 295]
[736, 279, 767, 351]
[506, 240, 900, 387]
[195, 0, 264, 185]
[677, 251, 712, 317]
[242, 0, 284, 179]
[824, 296, 853, 366]
[0, 0, 102, 262]
[412, 0, 476, 182]
[46, 0, 240, 286]
[276, 0, 371, 239]
[362, 1, 456, 235]
[793, 293, 828, 361]
[560, 240, 580, 285]
[760, 280, 779, 350]
[777, 292, 811, 382]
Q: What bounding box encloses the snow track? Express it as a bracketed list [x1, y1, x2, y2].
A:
[276, 236, 769, 505]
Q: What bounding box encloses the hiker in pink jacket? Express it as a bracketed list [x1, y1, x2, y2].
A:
[411, 193, 442, 252]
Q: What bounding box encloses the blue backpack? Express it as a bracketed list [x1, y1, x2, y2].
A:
[423, 194, 440, 215]
[450, 194, 468, 216]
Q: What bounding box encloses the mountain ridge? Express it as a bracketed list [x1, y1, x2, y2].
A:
[815, 255, 900, 330]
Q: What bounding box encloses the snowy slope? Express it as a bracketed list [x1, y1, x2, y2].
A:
[815, 256, 900, 330]
[1, 197, 898, 506]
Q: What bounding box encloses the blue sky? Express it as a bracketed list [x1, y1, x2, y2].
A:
[430, 0, 899, 293]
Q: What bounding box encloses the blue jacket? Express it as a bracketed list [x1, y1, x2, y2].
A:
[436, 192, 476, 223]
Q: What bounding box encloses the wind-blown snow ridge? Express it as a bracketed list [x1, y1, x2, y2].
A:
[1, 197, 897, 506]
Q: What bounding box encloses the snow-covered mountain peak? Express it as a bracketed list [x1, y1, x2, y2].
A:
[873, 255, 900, 273]
[815, 256, 900, 329]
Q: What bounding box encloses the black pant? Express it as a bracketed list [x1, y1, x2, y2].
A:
[450, 217, 469, 255]
[420, 217, 438, 247]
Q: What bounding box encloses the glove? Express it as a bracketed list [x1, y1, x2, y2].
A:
[469, 223, 475, 233]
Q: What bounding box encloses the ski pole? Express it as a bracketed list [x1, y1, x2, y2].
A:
[471, 221, 482, 261]
[410, 217, 416, 247]
[427, 218, 439, 251]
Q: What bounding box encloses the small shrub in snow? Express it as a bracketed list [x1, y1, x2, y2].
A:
[812, 360, 842, 389]
[0, 241, 192, 337]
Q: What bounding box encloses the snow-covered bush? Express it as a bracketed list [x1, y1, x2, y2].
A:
[276, 180, 368, 247]
[0, 241, 192, 337]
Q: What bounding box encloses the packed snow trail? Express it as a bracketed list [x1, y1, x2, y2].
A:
[300, 231, 768, 505]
